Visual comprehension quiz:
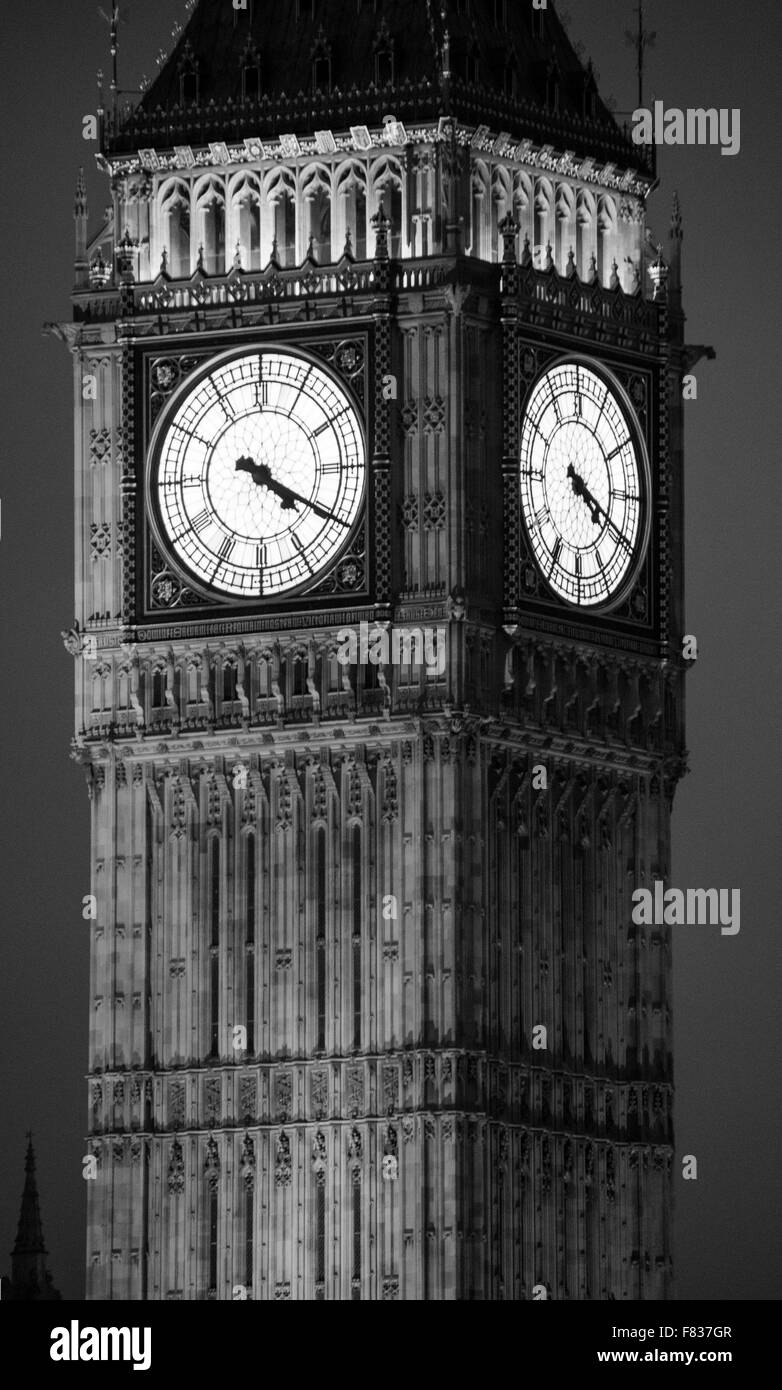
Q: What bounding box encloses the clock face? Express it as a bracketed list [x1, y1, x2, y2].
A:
[152, 349, 365, 599]
[519, 362, 646, 608]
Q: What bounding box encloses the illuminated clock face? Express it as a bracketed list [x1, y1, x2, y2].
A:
[520, 362, 645, 607]
[153, 349, 365, 598]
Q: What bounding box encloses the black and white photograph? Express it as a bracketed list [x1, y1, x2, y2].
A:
[0, 0, 779, 1369]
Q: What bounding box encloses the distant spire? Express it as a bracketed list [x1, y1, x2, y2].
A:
[624, 2, 656, 109]
[74, 167, 87, 219]
[74, 169, 89, 290]
[670, 191, 683, 242]
[6, 1135, 61, 1301]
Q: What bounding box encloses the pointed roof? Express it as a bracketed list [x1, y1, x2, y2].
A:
[7, 1135, 61, 1301]
[13, 1134, 47, 1260]
[104, 0, 647, 173]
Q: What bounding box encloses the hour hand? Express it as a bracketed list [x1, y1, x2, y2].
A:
[235, 456, 299, 510]
[567, 463, 603, 525]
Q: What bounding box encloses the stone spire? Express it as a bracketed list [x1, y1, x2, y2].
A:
[6, 1135, 62, 1301]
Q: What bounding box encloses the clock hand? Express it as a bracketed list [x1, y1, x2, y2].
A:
[235, 456, 350, 528]
[567, 463, 604, 526]
[236, 457, 300, 510]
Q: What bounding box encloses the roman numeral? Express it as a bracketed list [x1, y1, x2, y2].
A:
[533, 505, 550, 529]
[192, 509, 211, 533]
[290, 534, 313, 574]
[218, 536, 235, 561]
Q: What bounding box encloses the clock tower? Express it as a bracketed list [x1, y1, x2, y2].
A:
[58, 0, 695, 1299]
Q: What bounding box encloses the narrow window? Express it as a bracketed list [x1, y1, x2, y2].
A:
[243, 59, 261, 102]
[238, 197, 261, 270]
[202, 199, 225, 275]
[223, 663, 236, 704]
[351, 1171, 361, 1300]
[180, 68, 199, 106]
[316, 828, 326, 1052]
[316, 1182, 326, 1298]
[210, 839, 220, 1057]
[244, 1184, 253, 1291]
[375, 48, 393, 87]
[145, 801, 155, 1067]
[308, 188, 331, 263]
[352, 826, 362, 1050]
[292, 660, 308, 698]
[246, 836, 255, 1054]
[313, 55, 331, 91]
[273, 193, 296, 267]
[166, 200, 190, 278]
[208, 1187, 218, 1293]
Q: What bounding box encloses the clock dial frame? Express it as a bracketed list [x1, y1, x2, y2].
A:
[147, 347, 366, 601]
[519, 359, 650, 610]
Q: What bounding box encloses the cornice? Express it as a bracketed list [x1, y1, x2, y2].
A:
[99, 119, 654, 201]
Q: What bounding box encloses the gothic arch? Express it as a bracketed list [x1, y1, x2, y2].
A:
[159, 178, 192, 278]
[193, 176, 226, 275]
[513, 170, 533, 253]
[576, 189, 597, 280]
[301, 163, 334, 264]
[369, 155, 404, 256]
[555, 183, 575, 275]
[533, 178, 554, 266]
[228, 172, 262, 271]
[470, 159, 490, 260]
[263, 167, 297, 267]
[491, 165, 513, 263]
[597, 194, 617, 285]
[336, 161, 369, 260]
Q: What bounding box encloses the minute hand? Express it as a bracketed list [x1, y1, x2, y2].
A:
[265, 476, 350, 528]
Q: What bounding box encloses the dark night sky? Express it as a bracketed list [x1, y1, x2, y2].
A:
[1, 0, 780, 1302]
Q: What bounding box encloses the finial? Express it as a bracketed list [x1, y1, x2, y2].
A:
[499, 213, 519, 266]
[116, 228, 136, 283]
[610, 258, 620, 290]
[343, 229, 354, 261]
[566, 246, 576, 278]
[270, 234, 280, 267]
[160, 248, 169, 277]
[545, 242, 554, 272]
[89, 250, 112, 288]
[521, 233, 532, 268]
[196, 243, 205, 273]
[371, 199, 391, 260]
[648, 251, 669, 300]
[233, 241, 242, 270]
[588, 252, 598, 284]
